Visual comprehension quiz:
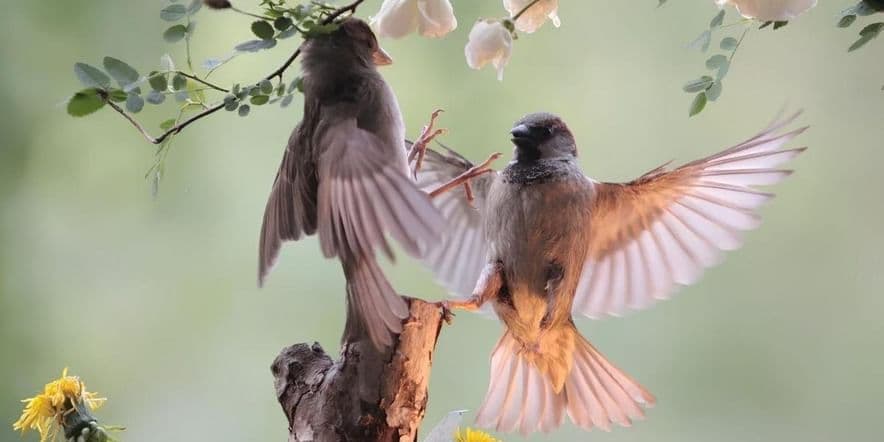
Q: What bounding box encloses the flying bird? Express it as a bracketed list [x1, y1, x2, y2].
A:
[416, 111, 807, 434]
[259, 18, 443, 349]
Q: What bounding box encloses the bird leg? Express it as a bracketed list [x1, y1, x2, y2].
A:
[428, 152, 502, 200]
[539, 262, 564, 330]
[437, 261, 504, 324]
[408, 109, 447, 179]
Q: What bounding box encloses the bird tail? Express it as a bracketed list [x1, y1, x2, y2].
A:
[475, 327, 655, 435]
[341, 255, 409, 349]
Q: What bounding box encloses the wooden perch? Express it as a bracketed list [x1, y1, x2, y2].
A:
[272, 298, 445, 442]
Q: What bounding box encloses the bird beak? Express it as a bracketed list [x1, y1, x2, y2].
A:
[511, 124, 531, 141]
[372, 47, 393, 66]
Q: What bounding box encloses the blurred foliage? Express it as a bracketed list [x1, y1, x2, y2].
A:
[3, 1, 884, 441]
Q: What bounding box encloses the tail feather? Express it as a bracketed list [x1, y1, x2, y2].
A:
[341, 256, 408, 349]
[476, 329, 654, 435]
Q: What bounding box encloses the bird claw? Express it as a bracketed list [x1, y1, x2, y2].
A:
[408, 109, 447, 179]
[435, 300, 456, 324]
[428, 152, 502, 199]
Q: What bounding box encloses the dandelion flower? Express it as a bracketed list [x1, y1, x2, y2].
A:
[13, 368, 106, 442]
[454, 427, 501, 442]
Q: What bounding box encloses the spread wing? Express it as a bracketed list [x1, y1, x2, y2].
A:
[413, 143, 496, 298]
[573, 111, 808, 318]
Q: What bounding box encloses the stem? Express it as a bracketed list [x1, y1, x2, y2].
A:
[230, 6, 271, 20]
[729, 25, 751, 63]
[108, 0, 364, 145]
[171, 71, 229, 92]
[512, 0, 544, 22]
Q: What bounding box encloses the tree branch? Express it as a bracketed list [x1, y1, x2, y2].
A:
[108, 0, 366, 145]
[272, 298, 445, 442]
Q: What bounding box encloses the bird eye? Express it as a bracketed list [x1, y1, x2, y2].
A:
[532, 126, 553, 137]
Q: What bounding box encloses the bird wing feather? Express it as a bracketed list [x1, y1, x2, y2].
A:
[413, 144, 496, 298]
[573, 111, 808, 318]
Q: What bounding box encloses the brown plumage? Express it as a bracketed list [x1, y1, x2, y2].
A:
[416, 111, 807, 434]
[259, 18, 443, 349]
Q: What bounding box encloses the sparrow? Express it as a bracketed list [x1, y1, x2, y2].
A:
[259, 18, 443, 349]
[415, 111, 807, 434]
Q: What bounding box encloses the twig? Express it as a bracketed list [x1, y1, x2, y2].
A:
[172, 71, 229, 93]
[108, 0, 365, 145]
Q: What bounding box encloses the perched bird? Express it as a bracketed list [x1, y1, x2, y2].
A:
[259, 18, 443, 349]
[416, 111, 807, 434]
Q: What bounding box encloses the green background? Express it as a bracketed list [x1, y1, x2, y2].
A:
[2, 1, 882, 441]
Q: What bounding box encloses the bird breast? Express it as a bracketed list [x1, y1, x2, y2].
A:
[484, 165, 593, 333]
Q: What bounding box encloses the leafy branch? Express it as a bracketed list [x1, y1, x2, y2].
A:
[65, 0, 366, 193]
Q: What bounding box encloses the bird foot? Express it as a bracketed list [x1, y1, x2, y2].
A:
[408, 109, 447, 179]
[435, 301, 455, 325]
[428, 152, 502, 200]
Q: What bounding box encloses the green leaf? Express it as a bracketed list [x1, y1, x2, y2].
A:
[74, 63, 111, 89]
[238, 104, 251, 116]
[280, 94, 294, 108]
[160, 4, 188, 21]
[160, 119, 177, 130]
[773, 21, 789, 30]
[163, 24, 188, 43]
[683, 75, 714, 93]
[235, 39, 276, 52]
[146, 90, 166, 105]
[252, 20, 275, 40]
[259, 79, 273, 95]
[705, 54, 728, 69]
[172, 74, 187, 91]
[108, 89, 129, 102]
[689, 30, 712, 52]
[126, 93, 145, 113]
[710, 10, 725, 28]
[223, 94, 238, 111]
[187, 0, 202, 14]
[249, 86, 264, 97]
[277, 27, 298, 39]
[689, 92, 708, 117]
[250, 95, 270, 105]
[103, 57, 140, 88]
[67, 89, 106, 117]
[849, 34, 875, 51]
[720, 37, 738, 50]
[860, 22, 884, 36]
[838, 14, 857, 28]
[706, 80, 723, 102]
[148, 72, 168, 91]
[274, 16, 293, 31]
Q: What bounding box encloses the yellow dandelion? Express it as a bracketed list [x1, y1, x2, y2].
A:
[12, 368, 106, 442]
[454, 427, 501, 442]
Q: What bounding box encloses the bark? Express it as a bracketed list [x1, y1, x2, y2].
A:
[272, 298, 445, 442]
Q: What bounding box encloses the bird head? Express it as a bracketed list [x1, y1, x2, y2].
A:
[510, 113, 577, 163]
[303, 18, 392, 70]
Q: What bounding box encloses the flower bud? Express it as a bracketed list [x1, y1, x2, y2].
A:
[714, 0, 817, 22]
[371, 0, 457, 39]
[464, 20, 513, 81]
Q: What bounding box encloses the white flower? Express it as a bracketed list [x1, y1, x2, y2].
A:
[371, 0, 457, 39]
[715, 0, 817, 21]
[503, 0, 561, 33]
[464, 20, 513, 81]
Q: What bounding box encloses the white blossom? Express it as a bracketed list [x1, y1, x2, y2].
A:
[464, 20, 513, 81]
[715, 0, 817, 22]
[371, 0, 457, 39]
[504, 0, 560, 33]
